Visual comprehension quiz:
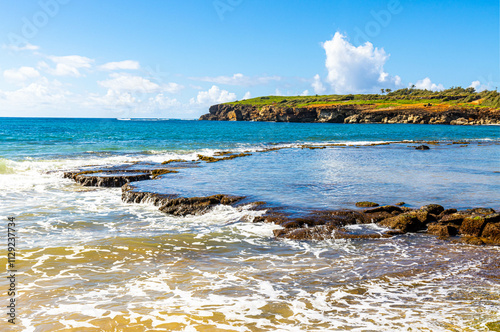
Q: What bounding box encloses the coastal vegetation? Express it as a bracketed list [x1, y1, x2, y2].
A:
[226, 87, 500, 109]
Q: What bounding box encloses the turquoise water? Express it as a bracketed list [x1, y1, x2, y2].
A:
[1, 118, 499, 159]
[0, 118, 499, 331]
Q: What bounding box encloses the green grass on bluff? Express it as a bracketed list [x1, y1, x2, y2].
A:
[225, 87, 500, 109]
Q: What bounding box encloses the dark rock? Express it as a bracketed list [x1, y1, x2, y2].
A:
[159, 195, 245, 216]
[438, 213, 466, 226]
[364, 205, 404, 214]
[415, 145, 430, 150]
[364, 211, 395, 223]
[379, 212, 424, 233]
[355, 201, 379, 208]
[427, 223, 459, 237]
[437, 208, 458, 219]
[485, 213, 500, 223]
[463, 207, 496, 215]
[462, 237, 485, 245]
[75, 172, 151, 187]
[460, 216, 487, 237]
[122, 184, 177, 206]
[420, 204, 445, 215]
[481, 222, 500, 244]
[395, 202, 406, 206]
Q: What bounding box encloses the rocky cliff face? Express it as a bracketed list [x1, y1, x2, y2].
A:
[200, 104, 500, 125]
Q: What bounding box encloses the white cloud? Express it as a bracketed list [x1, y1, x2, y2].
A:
[90, 89, 136, 107]
[191, 85, 237, 104]
[469, 80, 490, 92]
[0, 77, 71, 114]
[3, 67, 40, 83]
[242, 91, 252, 100]
[148, 94, 181, 109]
[98, 73, 182, 94]
[195, 73, 281, 86]
[322, 32, 401, 94]
[312, 74, 326, 94]
[3, 43, 39, 52]
[98, 73, 160, 92]
[99, 60, 140, 71]
[42, 55, 94, 77]
[300, 90, 309, 96]
[412, 77, 444, 91]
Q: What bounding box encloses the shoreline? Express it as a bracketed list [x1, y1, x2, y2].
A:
[200, 103, 500, 125]
[61, 142, 500, 246]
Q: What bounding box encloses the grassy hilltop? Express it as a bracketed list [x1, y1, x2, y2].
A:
[225, 87, 500, 109]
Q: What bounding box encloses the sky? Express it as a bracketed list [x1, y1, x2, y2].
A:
[0, 0, 498, 118]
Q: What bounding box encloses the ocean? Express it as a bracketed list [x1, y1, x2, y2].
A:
[1, 117, 499, 331]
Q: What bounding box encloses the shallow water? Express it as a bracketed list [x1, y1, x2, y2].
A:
[0, 118, 499, 331]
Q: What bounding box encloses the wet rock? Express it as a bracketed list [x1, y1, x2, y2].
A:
[364, 211, 395, 223]
[364, 205, 404, 214]
[355, 201, 379, 208]
[460, 216, 487, 237]
[437, 208, 458, 219]
[481, 222, 500, 244]
[395, 202, 406, 206]
[159, 194, 245, 216]
[427, 223, 459, 237]
[415, 145, 430, 150]
[364, 205, 406, 223]
[420, 204, 444, 215]
[74, 172, 151, 187]
[485, 213, 500, 223]
[461, 237, 485, 245]
[438, 213, 466, 226]
[463, 207, 496, 215]
[379, 212, 425, 233]
[122, 184, 177, 206]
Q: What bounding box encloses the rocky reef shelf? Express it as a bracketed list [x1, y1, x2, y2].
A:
[61, 143, 500, 246]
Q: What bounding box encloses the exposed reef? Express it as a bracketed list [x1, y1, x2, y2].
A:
[200, 103, 500, 125]
[61, 145, 500, 246]
[260, 204, 500, 245]
[122, 183, 245, 216]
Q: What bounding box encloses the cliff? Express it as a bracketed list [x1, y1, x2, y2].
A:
[200, 103, 500, 125]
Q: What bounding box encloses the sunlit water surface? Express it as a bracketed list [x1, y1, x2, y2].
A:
[0, 118, 499, 331]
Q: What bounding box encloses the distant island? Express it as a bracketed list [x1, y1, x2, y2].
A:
[200, 87, 500, 125]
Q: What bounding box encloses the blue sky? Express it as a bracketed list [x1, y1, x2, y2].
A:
[0, 0, 498, 118]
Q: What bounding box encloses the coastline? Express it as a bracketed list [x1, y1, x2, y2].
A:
[200, 103, 500, 125]
[62, 141, 500, 246]
[3, 118, 500, 330]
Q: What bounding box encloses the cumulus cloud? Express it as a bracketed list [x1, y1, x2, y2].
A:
[242, 91, 252, 100]
[322, 32, 401, 93]
[469, 80, 490, 92]
[0, 77, 71, 113]
[191, 85, 237, 104]
[3, 67, 40, 84]
[98, 73, 183, 94]
[99, 60, 140, 71]
[40, 55, 94, 77]
[412, 77, 444, 91]
[312, 74, 326, 94]
[300, 90, 309, 96]
[148, 94, 181, 109]
[99, 73, 160, 92]
[195, 73, 281, 86]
